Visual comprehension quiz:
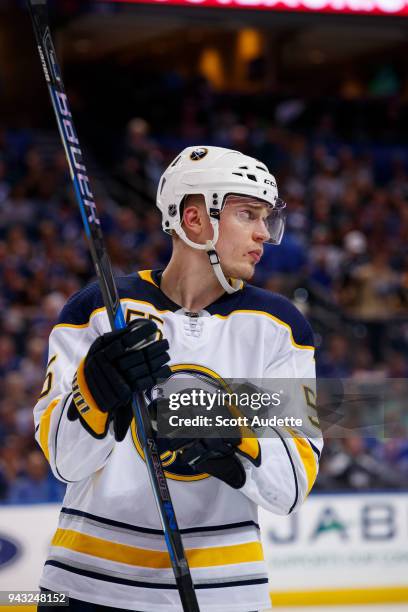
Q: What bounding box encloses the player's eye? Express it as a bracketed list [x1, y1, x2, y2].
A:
[237, 209, 255, 221]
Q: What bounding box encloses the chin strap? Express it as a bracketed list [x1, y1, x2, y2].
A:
[174, 222, 241, 294]
[205, 241, 241, 294]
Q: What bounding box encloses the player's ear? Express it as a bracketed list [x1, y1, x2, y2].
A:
[183, 205, 202, 236]
[182, 195, 209, 239]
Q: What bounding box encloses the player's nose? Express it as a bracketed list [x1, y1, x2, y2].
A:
[253, 220, 270, 243]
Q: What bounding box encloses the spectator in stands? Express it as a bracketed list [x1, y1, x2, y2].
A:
[6, 450, 65, 504]
[0, 336, 20, 377]
[317, 333, 353, 378]
[338, 250, 404, 361]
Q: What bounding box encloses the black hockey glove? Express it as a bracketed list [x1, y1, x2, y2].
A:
[68, 319, 171, 442]
[149, 390, 261, 489]
[164, 435, 261, 490]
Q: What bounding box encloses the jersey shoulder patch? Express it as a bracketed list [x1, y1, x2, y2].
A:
[56, 273, 175, 327]
[245, 286, 314, 348]
[210, 284, 314, 348]
[57, 280, 104, 326]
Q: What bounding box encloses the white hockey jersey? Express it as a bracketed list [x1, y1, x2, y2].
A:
[34, 270, 322, 612]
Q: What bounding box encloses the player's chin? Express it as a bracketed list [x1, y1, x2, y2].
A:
[231, 262, 255, 281]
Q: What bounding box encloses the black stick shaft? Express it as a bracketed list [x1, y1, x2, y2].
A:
[27, 2, 199, 610]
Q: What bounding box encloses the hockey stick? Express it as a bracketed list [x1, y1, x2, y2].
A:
[26, 2, 200, 611]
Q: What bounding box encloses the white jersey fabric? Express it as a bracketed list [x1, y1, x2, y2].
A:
[34, 270, 322, 612]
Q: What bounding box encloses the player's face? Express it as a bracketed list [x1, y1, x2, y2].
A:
[216, 195, 271, 281]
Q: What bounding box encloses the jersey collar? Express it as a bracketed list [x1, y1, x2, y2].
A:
[138, 269, 245, 313]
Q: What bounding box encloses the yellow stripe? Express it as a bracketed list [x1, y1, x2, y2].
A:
[171, 363, 223, 379]
[138, 269, 159, 287]
[39, 396, 61, 462]
[54, 321, 90, 329]
[227, 400, 260, 462]
[76, 359, 101, 413]
[170, 363, 235, 395]
[270, 585, 408, 606]
[160, 471, 209, 482]
[52, 528, 263, 568]
[75, 359, 108, 435]
[237, 437, 260, 462]
[214, 309, 314, 350]
[287, 428, 317, 495]
[0, 604, 37, 612]
[54, 299, 171, 331]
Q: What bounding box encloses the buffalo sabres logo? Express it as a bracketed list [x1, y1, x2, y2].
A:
[190, 147, 208, 161]
[132, 364, 230, 481]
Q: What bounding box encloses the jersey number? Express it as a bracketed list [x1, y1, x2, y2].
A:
[39, 355, 57, 399]
[303, 385, 321, 430]
[126, 309, 164, 340]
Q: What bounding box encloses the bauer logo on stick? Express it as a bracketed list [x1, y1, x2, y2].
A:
[190, 147, 208, 161]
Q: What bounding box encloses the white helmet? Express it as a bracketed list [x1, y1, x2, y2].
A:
[156, 145, 286, 293]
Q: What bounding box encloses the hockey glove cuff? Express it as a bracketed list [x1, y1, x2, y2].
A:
[165, 436, 261, 489]
[71, 358, 110, 438]
[69, 318, 171, 442]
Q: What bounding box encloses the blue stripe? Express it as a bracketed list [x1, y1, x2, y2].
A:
[60, 507, 259, 535]
[54, 395, 76, 484]
[271, 427, 299, 513]
[44, 560, 268, 590]
[308, 439, 321, 461]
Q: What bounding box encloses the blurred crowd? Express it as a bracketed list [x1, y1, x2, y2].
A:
[0, 94, 407, 504]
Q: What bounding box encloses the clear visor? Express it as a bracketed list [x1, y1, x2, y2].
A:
[222, 194, 287, 245]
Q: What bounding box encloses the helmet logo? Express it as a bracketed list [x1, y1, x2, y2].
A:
[190, 147, 208, 161]
[264, 178, 277, 187]
[168, 204, 177, 217]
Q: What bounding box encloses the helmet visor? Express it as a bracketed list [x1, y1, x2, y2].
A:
[223, 194, 286, 245]
[265, 198, 286, 245]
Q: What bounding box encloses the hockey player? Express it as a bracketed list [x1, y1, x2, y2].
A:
[34, 146, 322, 612]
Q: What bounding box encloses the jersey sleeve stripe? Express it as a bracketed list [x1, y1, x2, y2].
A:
[38, 396, 61, 462]
[288, 430, 318, 495]
[60, 507, 260, 535]
[51, 528, 264, 569]
[214, 310, 314, 350]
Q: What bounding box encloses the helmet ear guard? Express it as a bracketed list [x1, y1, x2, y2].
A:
[156, 146, 286, 293]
